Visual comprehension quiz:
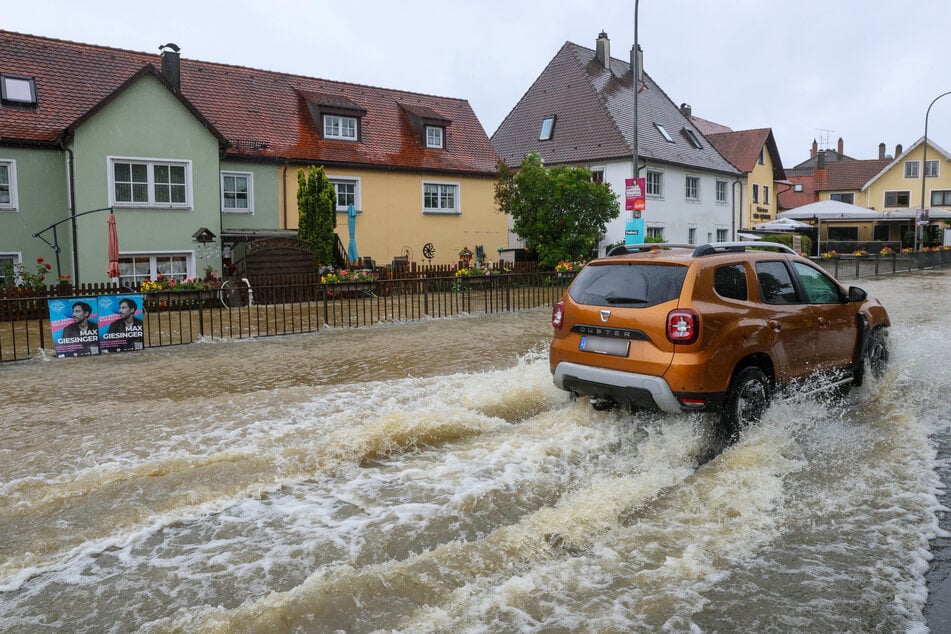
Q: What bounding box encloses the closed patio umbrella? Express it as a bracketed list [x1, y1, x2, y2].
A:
[107, 212, 120, 279]
[347, 204, 359, 264]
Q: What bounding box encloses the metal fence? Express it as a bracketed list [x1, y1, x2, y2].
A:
[814, 249, 951, 279]
[0, 271, 572, 363]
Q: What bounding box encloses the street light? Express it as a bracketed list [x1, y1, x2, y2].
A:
[917, 90, 951, 251]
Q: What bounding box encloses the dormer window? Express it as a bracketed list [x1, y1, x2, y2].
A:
[323, 115, 358, 141]
[1, 74, 37, 105]
[539, 116, 556, 141]
[298, 90, 367, 142]
[399, 102, 452, 149]
[426, 125, 444, 149]
[655, 123, 674, 143]
[682, 127, 703, 149]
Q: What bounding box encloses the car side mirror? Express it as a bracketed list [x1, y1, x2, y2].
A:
[848, 286, 867, 302]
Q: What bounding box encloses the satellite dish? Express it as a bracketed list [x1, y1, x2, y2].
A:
[422, 242, 436, 262]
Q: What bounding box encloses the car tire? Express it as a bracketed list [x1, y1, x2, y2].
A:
[865, 328, 889, 380]
[720, 366, 771, 441]
[852, 327, 889, 387]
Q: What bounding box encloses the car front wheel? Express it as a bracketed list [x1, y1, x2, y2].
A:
[720, 366, 771, 441]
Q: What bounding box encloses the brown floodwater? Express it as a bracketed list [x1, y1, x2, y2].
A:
[0, 272, 949, 632]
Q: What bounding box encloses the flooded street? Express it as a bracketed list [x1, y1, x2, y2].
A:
[1, 271, 949, 632]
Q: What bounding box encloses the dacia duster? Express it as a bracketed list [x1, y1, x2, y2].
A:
[550, 242, 890, 437]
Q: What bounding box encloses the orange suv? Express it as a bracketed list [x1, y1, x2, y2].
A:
[550, 242, 890, 436]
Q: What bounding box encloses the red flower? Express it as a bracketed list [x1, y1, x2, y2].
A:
[37, 257, 44, 263]
[45, 263, 51, 270]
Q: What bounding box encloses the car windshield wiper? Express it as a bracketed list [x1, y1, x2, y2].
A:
[605, 296, 649, 304]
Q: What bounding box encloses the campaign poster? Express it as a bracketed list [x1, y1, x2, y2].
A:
[98, 294, 145, 353]
[48, 296, 101, 358]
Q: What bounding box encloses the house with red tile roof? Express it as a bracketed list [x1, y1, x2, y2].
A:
[0, 31, 505, 285]
[778, 137, 951, 248]
[491, 32, 742, 252]
[703, 127, 787, 231]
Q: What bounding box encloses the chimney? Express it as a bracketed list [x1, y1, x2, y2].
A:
[811, 139, 818, 158]
[879, 143, 886, 160]
[159, 43, 181, 92]
[815, 151, 827, 194]
[596, 32, 611, 69]
[895, 143, 903, 157]
[630, 44, 643, 83]
[837, 137, 843, 156]
[680, 103, 692, 118]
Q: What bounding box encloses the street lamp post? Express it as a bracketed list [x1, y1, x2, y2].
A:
[917, 90, 951, 251]
[633, 0, 640, 182]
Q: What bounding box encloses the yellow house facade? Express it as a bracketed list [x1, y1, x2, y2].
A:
[280, 167, 506, 266]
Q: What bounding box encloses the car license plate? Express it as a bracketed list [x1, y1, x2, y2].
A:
[579, 335, 630, 357]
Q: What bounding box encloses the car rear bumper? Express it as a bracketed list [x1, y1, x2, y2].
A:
[552, 362, 683, 413]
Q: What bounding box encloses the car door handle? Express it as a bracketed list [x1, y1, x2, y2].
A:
[767, 320, 781, 333]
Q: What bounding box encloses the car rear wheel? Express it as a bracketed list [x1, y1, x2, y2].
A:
[720, 366, 771, 441]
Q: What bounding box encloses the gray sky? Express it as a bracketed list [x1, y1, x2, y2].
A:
[6, 0, 951, 168]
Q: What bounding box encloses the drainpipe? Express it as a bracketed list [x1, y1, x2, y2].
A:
[282, 161, 289, 229]
[732, 177, 742, 240]
[63, 145, 78, 283]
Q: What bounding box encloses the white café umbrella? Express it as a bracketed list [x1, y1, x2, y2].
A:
[753, 217, 812, 232]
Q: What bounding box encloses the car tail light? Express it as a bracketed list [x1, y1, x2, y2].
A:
[552, 300, 566, 329]
[667, 309, 699, 344]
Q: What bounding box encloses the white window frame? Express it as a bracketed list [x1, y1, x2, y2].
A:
[117, 251, 194, 289]
[904, 160, 920, 178]
[425, 126, 444, 149]
[328, 176, 362, 212]
[752, 184, 759, 203]
[685, 175, 700, 201]
[108, 157, 192, 209]
[646, 225, 665, 240]
[925, 160, 939, 178]
[0, 159, 18, 211]
[688, 226, 697, 245]
[323, 114, 358, 140]
[0, 252, 22, 285]
[220, 171, 254, 213]
[715, 179, 727, 204]
[716, 227, 729, 242]
[646, 170, 663, 197]
[422, 180, 460, 214]
[589, 166, 605, 183]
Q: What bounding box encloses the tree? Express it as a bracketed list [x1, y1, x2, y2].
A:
[495, 152, 619, 268]
[297, 166, 337, 268]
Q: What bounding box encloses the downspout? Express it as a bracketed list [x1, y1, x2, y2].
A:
[282, 161, 289, 229]
[62, 144, 79, 283]
[732, 177, 742, 240]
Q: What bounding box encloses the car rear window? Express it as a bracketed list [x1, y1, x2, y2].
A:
[568, 263, 687, 307]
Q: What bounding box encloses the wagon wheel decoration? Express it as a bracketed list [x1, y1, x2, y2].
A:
[422, 242, 436, 263]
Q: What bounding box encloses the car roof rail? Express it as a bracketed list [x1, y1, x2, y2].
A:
[607, 243, 696, 256]
[692, 241, 797, 256]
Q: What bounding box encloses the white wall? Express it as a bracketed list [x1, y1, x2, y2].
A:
[593, 159, 737, 254]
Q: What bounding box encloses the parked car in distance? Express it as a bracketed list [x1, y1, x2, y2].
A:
[550, 242, 891, 438]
